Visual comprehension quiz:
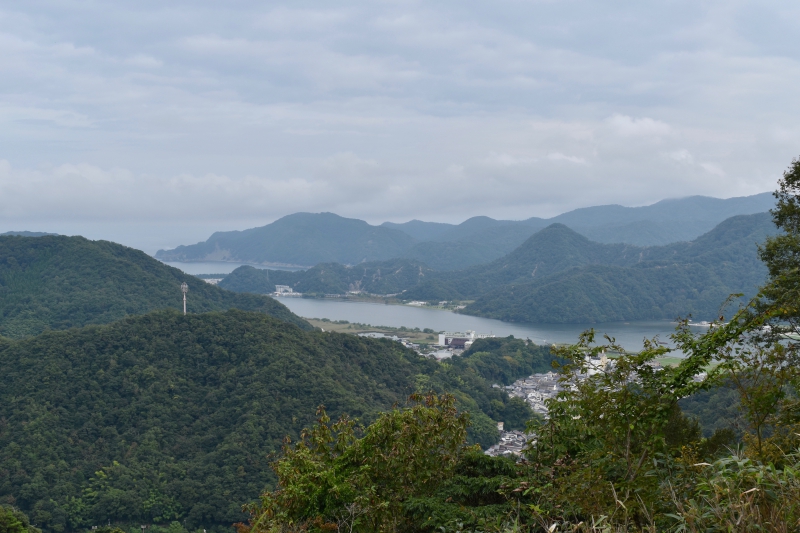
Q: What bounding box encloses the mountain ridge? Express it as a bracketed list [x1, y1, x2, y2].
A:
[221, 212, 777, 323]
[157, 192, 775, 270]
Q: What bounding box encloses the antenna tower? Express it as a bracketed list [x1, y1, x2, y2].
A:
[181, 282, 189, 315]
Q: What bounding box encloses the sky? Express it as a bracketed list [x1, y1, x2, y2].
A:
[1, 1, 799, 253]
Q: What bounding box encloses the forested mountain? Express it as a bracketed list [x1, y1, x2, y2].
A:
[0, 310, 551, 532]
[155, 212, 414, 267]
[157, 193, 774, 271]
[220, 259, 434, 295]
[222, 213, 777, 323]
[461, 213, 777, 322]
[0, 235, 309, 337]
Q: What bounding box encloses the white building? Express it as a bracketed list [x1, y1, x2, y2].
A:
[437, 330, 494, 347]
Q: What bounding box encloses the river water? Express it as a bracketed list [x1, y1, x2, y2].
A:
[163, 261, 692, 353]
[278, 298, 688, 353]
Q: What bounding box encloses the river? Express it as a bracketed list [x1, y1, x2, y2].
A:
[278, 298, 690, 353]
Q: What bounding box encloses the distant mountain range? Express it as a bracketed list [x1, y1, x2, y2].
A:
[0, 234, 309, 337]
[220, 212, 778, 323]
[156, 192, 775, 270]
[0, 231, 58, 237]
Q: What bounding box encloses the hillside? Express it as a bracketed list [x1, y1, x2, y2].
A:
[0, 235, 309, 337]
[220, 259, 434, 295]
[461, 213, 777, 322]
[155, 212, 415, 267]
[0, 310, 538, 532]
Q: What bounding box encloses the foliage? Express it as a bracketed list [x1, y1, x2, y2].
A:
[220, 259, 433, 296]
[461, 213, 776, 323]
[678, 382, 742, 438]
[0, 506, 40, 533]
[0, 309, 527, 532]
[522, 329, 716, 527]
[241, 394, 470, 533]
[455, 336, 559, 386]
[0, 235, 309, 338]
[671, 451, 800, 532]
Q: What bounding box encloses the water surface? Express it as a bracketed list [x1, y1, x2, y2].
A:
[280, 298, 685, 353]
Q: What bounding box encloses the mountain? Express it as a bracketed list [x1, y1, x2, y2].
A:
[157, 193, 774, 273]
[0, 234, 309, 337]
[0, 309, 543, 532]
[220, 258, 434, 296]
[380, 220, 453, 241]
[156, 212, 415, 267]
[461, 213, 777, 323]
[222, 213, 777, 323]
[548, 192, 776, 246]
[0, 231, 58, 237]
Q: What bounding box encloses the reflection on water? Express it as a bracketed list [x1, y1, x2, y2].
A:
[160, 261, 303, 275]
[279, 298, 683, 354]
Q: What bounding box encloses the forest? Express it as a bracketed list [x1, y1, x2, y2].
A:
[0, 310, 557, 533]
[0, 235, 309, 338]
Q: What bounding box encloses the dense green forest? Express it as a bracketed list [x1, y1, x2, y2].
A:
[0, 310, 549, 533]
[0, 235, 309, 338]
[461, 213, 775, 322]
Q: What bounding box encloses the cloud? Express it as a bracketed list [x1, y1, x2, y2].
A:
[606, 115, 673, 138]
[0, 1, 795, 252]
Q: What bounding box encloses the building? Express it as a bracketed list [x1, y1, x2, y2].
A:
[274, 285, 302, 297]
[437, 330, 494, 347]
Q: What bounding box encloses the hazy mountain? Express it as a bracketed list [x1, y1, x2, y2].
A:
[380, 219, 453, 241]
[156, 212, 415, 267]
[157, 192, 774, 272]
[0, 231, 58, 237]
[0, 234, 309, 337]
[0, 309, 542, 531]
[549, 193, 776, 246]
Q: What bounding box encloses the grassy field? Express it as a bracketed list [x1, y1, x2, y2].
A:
[304, 318, 439, 344]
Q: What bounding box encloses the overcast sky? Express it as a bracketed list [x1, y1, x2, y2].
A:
[1, 1, 799, 253]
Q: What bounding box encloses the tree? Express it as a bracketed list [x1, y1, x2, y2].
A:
[0, 507, 40, 533]
[241, 394, 470, 533]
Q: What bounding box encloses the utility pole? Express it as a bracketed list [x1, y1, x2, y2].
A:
[181, 282, 188, 315]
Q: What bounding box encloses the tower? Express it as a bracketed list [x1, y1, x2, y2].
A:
[181, 282, 188, 315]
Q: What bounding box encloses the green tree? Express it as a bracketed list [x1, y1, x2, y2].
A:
[242, 394, 470, 533]
[0, 507, 40, 533]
